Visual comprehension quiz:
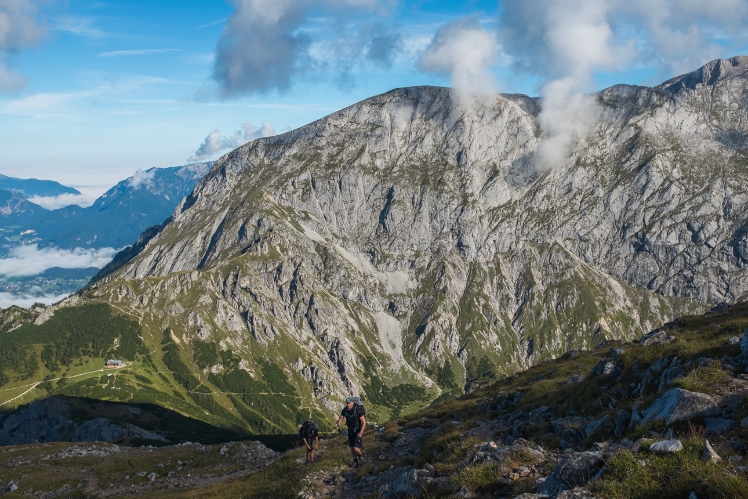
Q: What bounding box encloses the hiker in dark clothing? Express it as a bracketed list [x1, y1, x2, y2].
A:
[336, 397, 366, 467]
[299, 420, 319, 464]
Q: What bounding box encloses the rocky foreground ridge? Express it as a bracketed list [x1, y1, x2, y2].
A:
[2, 300, 748, 498]
[7, 57, 747, 432]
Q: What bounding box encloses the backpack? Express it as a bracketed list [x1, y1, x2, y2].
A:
[299, 420, 318, 440]
[343, 398, 366, 429]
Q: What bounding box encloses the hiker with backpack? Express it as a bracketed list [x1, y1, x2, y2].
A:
[336, 396, 367, 467]
[299, 420, 319, 464]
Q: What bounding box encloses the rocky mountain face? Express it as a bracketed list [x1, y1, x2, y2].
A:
[0, 174, 79, 198]
[36, 162, 213, 250]
[0, 190, 47, 225]
[70, 57, 747, 424]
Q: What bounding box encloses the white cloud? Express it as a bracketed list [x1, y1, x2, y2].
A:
[0, 245, 117, 278]
[127, 168, 156, 190]
[0, 292, 69, 309]
[28, 192, 99, 210]
[99, 48, 182, 57]
[211, 0, 396, 97]
[0, 0, 47, 93]
[417, 17, 498, 105]
[536, 79, 603, 169]
[189, 121, 276, 161]
[497, 0, 748, 168]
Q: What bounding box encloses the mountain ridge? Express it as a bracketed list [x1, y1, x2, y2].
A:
[2, 57, 747, 436]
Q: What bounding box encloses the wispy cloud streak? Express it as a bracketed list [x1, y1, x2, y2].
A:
[99, 48, 182, 57]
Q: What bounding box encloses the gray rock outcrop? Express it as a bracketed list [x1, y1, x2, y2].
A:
[640, 388, 721, 425]
[538, 451, 605, 496]
[0, 397, 73, 445]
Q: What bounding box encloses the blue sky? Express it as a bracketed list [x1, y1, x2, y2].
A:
[1, 0, 747, 198]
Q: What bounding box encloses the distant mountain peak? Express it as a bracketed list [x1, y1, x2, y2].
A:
[658, 55, 748, 93]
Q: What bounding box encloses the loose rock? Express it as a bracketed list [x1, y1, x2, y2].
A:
[538, 451, 604, 496]
[640, 330, 676, 346]
[702, 439, 721, 463]
[649, 440, 683, 454]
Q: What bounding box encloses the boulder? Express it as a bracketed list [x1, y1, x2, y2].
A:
[590, 359, 617, 377]
[378, 466, 431, 499]
[556, 488, 602, 499]
[740, 328, 748, 361]
[583, 415, 610, 438]
[704, 417, 737, 434]
[614, 410, 631, 437]
[702, 439, 721, 463]
[640, 388, 721, 425]
[640, 330, 676, 346]
[649, 439, 683, 454]
[537, 451, 605, 496]
[659, 367, 685, 389]
[741, 416, 748, 428]
[561, 428, 583, 445]
[455, 486, 472, 498]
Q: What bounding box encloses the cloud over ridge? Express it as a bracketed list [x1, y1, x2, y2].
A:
[417, 17, 498, 105]
[496, 0, 748, 168]
[189, 121, 276, 162]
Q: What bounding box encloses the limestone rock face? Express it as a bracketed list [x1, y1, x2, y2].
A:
[84, 57, 748, 417]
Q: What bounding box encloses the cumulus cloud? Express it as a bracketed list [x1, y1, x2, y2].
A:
[363, 23, 403, 68]
[305, 19, 403, 90]
[28, 192, 99, 210]
[0, 245, 117, 278]
[417, 17, 498, 105]
[0, 291, 69, 309]
[628, 0, 748, 75]
[498, 0, 748, 168]
[127, 168, 157, 190]
[0, 0, 47, 92]
[211, 0, 396, 98]
[189, 121, 276, 162]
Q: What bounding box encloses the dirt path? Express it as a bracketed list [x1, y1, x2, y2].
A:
[0, 382, 40, 407]
[0, 368, 104, 406]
